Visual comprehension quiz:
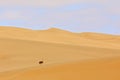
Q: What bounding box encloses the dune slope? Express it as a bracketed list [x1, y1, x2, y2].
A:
[0, 58, 120, 80]
[1, 37, 120, 72]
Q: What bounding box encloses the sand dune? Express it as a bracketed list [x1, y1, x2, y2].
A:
[1, 37, 120, 72]
[0, 26, 120, 49]
[0, 26, 120, 80]
[80, 32, 120, 42]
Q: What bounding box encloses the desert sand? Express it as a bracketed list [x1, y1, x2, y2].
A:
[0, 26, 120, 80]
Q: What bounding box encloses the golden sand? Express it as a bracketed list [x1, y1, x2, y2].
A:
[0, 26, 120, 80]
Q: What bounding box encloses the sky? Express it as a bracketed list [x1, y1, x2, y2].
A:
[0, 0, 120, 34]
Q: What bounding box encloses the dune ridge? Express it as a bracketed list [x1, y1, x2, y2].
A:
[0, 26, 120, 49]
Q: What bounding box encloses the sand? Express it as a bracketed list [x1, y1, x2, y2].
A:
[0, 26, 120, 80]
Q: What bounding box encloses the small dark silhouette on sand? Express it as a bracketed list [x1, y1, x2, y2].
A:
[39, 61, 44, 64]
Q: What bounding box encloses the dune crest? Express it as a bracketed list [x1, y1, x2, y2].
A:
[0, 26, 120, 49]
[80, 32, 120, 40]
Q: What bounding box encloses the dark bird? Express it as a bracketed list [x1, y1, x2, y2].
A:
[39, 61, 44, 64]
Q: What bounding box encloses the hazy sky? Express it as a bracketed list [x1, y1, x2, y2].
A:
[0, 0, 120, 34]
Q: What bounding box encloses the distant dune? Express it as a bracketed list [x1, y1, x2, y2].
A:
[0, 26, 120, 49]
[0, 26, 120, 80]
